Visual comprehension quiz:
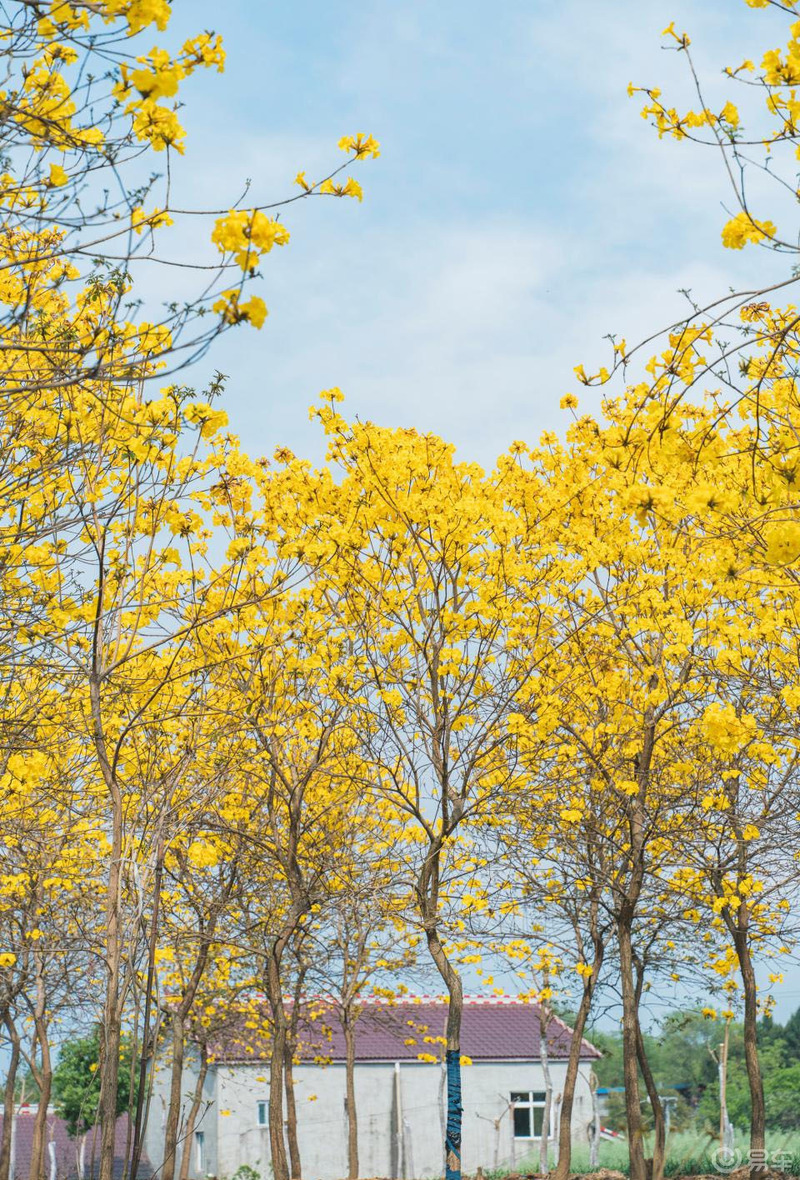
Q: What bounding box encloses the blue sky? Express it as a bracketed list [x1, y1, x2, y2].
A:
[151, 0, 799, 1022]
[153, 0, 791, 470]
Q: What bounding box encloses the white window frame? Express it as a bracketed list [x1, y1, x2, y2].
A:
[257, 1101, 268, 1127]
[194, 1130, 205, 1175]
[510, 1091, 551, 1140]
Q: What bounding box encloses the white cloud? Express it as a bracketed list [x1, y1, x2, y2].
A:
[119, 0, 796, 475]
[191, 213, 777, 468]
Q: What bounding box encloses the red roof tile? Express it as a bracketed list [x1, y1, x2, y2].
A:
[0, 1111, 148, 1180]
[213, 995, 601, 1064]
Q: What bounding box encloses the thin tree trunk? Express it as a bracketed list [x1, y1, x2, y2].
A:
[97, 916, 123, 1180]
[538, 1006, 553, 1175]
[130, 839, 165, 1180]
[618, 920, 646, 1180]
[553, 974, 599, 1180]
[438, 1059, 447, 1172]
[264, 952, 289, 1180]
[284, 960, 306, 1180]
[29, 960, 53, 1180]
[156, 859, 228, 1180]
[616, 721, 652, 1180]
[268, 1017, 287, 1180]
[90, 670, 125, 1180]
[425, 926, 463, 1180]
[97, 883, 123, 1180]
[0, 1018, 20, 1180]
[283, 1043, 301, 1180]
[635, 1016, 664, 1180]
[89, 1120, 99, 1180]
[633, 956, 664, 1180]
[122, 987, 139, 1180]
[733, 927, 765, 1180]
[161, 1012, 185, 1180]
[589, 1072, 600, 1170]
[178, 1044, 209, 1180]
[552, 1094, 561, 1168]
[28, 1054, 52, 1180]
[343, 1019, 358, 1180]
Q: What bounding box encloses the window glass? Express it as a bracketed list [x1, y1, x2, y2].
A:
[257, 1101, 268, 1126]
[511, 1091, 550, 1139]
[513, 1105, 531, 1138]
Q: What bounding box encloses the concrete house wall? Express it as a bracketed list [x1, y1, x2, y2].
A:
[145, 1055, 597, 1180]
[143, 1048, 217, 1180]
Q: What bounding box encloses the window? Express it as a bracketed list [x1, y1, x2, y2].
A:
[257, 1101, 268, 1127]
[510, 1092, 549, 1139]
[194, 1131, 205, 1175]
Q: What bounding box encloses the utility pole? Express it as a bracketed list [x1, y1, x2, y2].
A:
[710, 1019, 734, 1152]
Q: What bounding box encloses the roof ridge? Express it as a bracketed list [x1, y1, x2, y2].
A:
[254, 992, 558, 1006]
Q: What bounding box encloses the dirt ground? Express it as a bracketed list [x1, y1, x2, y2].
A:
[496, 1171, 796, 1180]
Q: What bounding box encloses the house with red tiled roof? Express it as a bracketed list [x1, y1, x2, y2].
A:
[0, 1110, 146, 1180]
[143, 995, 601, 1180]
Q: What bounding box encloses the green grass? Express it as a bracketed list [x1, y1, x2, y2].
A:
[507, 1130, 800, 1176]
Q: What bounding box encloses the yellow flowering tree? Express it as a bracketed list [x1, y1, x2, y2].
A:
[302, 398, 560, 1180]
[0, 5, 379, 1178]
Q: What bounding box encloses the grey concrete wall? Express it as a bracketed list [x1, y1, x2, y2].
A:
[210, 1058, 595, 1180]
[143, 1047, 217, 1180]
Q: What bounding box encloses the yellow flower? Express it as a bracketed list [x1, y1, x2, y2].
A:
[698, 702, 756, 755]
[184, 401, 229, 438]
[721, 211, 776, 250]
[211, 210, 290, 269]
[238, 295, 268, 328]
[337, 131, 380, 158]
[131, 206, 173, 235]
[720, 101, 739, 129]
[319, 177, 362, 201]
[131, 103, 186, 153]
[212, 289, 268, 329]
[187, 840, 220, 868]
[119, 0, 171, 34]
[47, 163, 68, 186]
[343, 176, 363, 201]
[763, 521, 800, 565]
